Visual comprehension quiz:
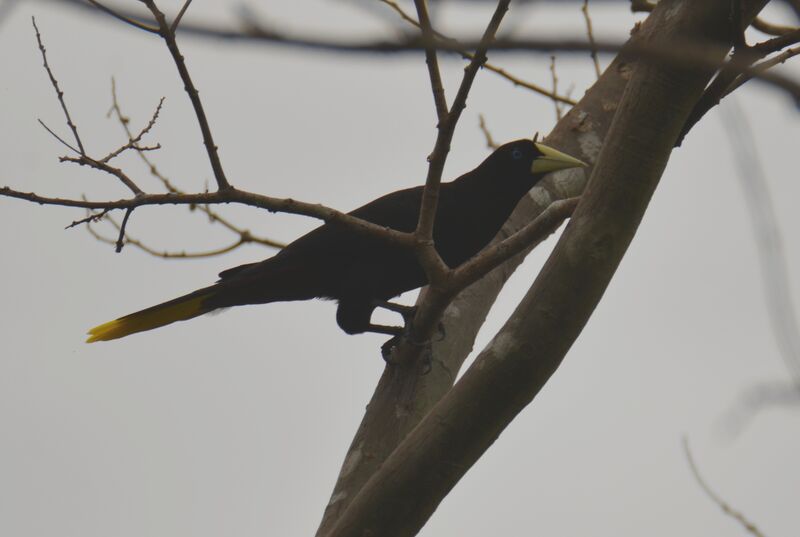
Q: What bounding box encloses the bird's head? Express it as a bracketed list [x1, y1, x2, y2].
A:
[489, 138, 587, 178]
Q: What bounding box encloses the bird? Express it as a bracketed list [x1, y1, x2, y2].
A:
[86, 139, 586, 346]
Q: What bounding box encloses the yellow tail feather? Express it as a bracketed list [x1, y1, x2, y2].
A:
[86, 294, 209, 343]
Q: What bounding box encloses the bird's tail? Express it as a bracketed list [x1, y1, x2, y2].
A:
[86, 287, 217, 343]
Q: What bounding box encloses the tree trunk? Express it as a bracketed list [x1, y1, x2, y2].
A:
[318, 1, 769, 536]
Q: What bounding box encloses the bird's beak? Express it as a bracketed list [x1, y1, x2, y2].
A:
[531, 143, 588, 174]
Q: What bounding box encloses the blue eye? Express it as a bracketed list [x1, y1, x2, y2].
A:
[511, 148, 523, 159]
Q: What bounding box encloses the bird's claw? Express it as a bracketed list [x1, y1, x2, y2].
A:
[381, 334, 433, 374]
[381, 335, 401, 363]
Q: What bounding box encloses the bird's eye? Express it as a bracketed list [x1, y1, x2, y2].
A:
[511, 149, 523, 159]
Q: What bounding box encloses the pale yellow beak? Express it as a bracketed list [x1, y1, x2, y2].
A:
[531, 143, 587, 174]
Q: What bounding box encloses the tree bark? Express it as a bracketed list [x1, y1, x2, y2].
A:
[320, 1, 769, 536]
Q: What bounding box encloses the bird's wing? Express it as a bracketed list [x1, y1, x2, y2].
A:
[275, 185, 425, 258]
[216, 186, 425, 283]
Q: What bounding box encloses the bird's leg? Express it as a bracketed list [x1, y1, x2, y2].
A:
[357, 323, 404, 363]
[371, 300, 444, 366]
[373, 300, 446, 342]
[372, 300, 417, 323]
[366, 324, 403, 336]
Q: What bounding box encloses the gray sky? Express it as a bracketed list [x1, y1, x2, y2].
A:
[1, 1, 798, 536]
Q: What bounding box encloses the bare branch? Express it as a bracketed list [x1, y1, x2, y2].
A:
[413, 0, 448, 122]
[378, 0, 576, 105]
[477, 114, 499, 150]
[449, 197, 579, 290]
[140, 0, 232, 190]
[114, 207, 133, 252]
[106, 78, 285, 250]
[581, 0, 602, 78]
[683, 438, 766, 537]
[549, 55, 563, 120]
[0, 186, 414, 247]
[88, 214, 250, 259]
[32, 17, 85, 154]
[415, 0, 512, 288]
[37, 118, 80, 154]
[85, 0, 158, 33]
[31, 2, 800, 103]
[170, 0, 193, 33]
[66, 206, 111, 229]
[60, 154, 144, 196]
[100, 97, 164, 163]
[678, 27, 800, 146]
[723, 45, 800, 97]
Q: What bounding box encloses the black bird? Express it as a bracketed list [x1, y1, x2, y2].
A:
[87, 139, 585, 343]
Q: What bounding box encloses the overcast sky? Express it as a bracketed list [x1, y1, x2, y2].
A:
[1, 1, 799, 536]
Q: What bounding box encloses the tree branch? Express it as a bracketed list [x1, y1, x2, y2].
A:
[140, 0, 232, 190]
[678, 26, 800, 145]
[32, 17, 85, 154]
[684, 438, 766, 537]
[322, 2, 769, 535]
[105, 77, 285, 251]
[87, 214, 250, 259]
[0, 186, 414, 247]
[414, 0, 511, 288]
[582, 0, 602, 78]
[378, 0, 577, 105]
[413, 0, 448, 122]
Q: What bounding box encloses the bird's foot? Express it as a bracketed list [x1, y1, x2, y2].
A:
[381, 334, 402, 363]
[381, 335, 432, 374]
[373, 300, 446, 343]
[378, 315, 433, 373]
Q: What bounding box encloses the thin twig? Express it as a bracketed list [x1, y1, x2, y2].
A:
[0, 186, 414, 247]
[66, 207, 111, 229]
[60, 154, 144, 196]
[170, 0, 193, 33]
[89, 220, 246, 258]
[85, 0, 158, 33]
[581, 0, 602, 78]
[477, 114, 499, 150]
[105, 78, 284, 250]
[723, 45, 800, 97]
[100, 97, 164, 163]
[677, 26, 800, 145]
[378, 0, 576, 105]
[413, 0, 448, 122]
[32, 17, 85, 154]
[37, 119, 80, 154]
[39, 2, 800, 102]
[141, 0, 232, 191]
[683, 438, 766, 537]
[115, 207, 133, 252]
[549, 56, 563, 121]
